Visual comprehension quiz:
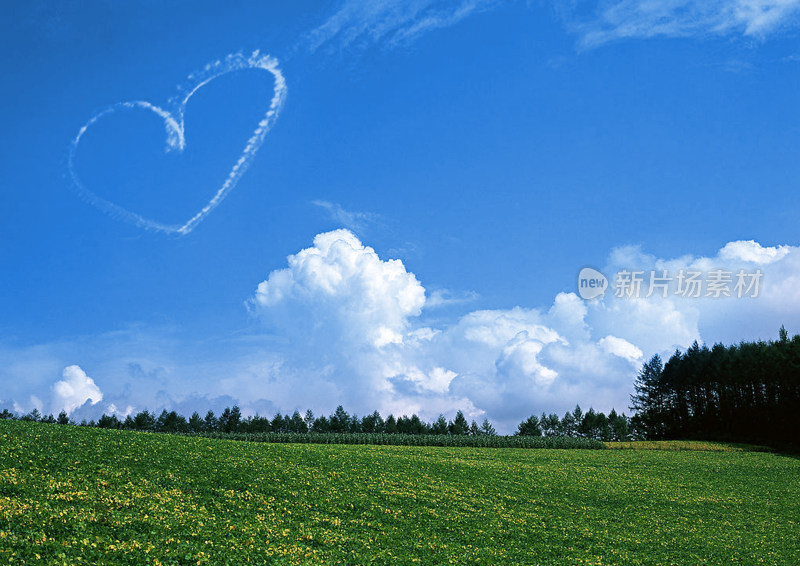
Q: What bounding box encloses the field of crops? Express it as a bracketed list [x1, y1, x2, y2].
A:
[193, 431, 605, 449]
[1, 420, 798, 565]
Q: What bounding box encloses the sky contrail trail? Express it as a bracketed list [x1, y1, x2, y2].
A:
[68, 51, 287, 235]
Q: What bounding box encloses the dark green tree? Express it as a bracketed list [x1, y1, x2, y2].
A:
[348, 414, 362, 433]
[560, 411, 577, 437]
[156, 410, 187, 433]
[203, 410, 219, 432]
[408, 414, 427, 434]
[21, 408, 42, 422]
[246, 415, 271, 433]
[188, 411, 205, 432]
[312, 415, 330, 433]
[97, 414, 121, 428]
[540, 413, 561, 436]
[290, 410, 307, 433]
[579, 408, 598, 439]
[330, 405, 351, 433]
[303, 409, 315, 430]
[572, 405, 584, 436]
[133, 410, 156, 431]
[449, 410, 469, 435]
[361, 410, 384, 433]
[608, 409, 629, 441]
[430, 414, 448, 435]
[516, 415, 542, 436]
[218, 406, 242, 433]
[630, 354, 665, 439]
[271, 412, 287, 433]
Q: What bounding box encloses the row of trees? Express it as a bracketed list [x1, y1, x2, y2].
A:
[1, 404, 632, 440]
[516, 406, 632, 441]
[631, 326, 800, 447]
[1, 406, 493, 436]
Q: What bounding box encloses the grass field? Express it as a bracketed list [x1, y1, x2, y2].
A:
[603, 440, 774, 452]
[1, 420, 798, 565]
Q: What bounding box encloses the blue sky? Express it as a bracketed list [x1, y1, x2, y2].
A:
[3, 1, 800, 431]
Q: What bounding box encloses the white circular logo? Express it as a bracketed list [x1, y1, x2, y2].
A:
[578, 267, 608, 300]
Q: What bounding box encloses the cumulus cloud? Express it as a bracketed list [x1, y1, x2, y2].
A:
[598, 335, 643, 365]
[248, 229, 433, 414]
[247, 229, 800, 432]
[253, 229, 425, 348]
[51, 365, 103, 415]
[4, 230, 800, 433]
[719, 240, 790, 264]
[560, 0, 800, 48]
[596, 238, 800, 348]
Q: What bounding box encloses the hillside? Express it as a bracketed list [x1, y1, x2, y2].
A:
[1, 420, 798, 565]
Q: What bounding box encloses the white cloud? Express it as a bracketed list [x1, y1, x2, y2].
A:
[590, 296, 700, 356]
[253, 229, 425, 349]
[312, 200, 378, 233]
[719, 239, 790, 264]
[498, 332, 559, 386]
[561, 0, 800, 47]
[597, 239, 800, 348]
[459, 307, 565, 349]
[245, 230, 661, 429]
[4, 230, 800, 433]
[303, 1, 800, 56]
[426, 289, 479, 308]
[247, 229, 800, 431]
[304, 0, 501, 52]
[51, 365, 103, 415]
[105, 403, 134, 418]
[598, 335, 643, 365]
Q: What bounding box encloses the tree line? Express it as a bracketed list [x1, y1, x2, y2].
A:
[631, 326, 800, 447]
[515, 406, 632, 441]
[3, 328, 796, 447]
[0, 403, 632, 440]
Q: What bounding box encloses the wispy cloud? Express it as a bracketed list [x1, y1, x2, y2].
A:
[426, 289, 480, 308]
[312, 200, 379, 233]
[560, 0, 800, 48]
[303, 0, 503, 53]
[303, 1, 800, 57]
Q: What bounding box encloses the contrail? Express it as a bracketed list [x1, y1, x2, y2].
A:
[68, 51, 287, 235]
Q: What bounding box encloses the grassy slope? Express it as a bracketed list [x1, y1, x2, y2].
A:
[1, 420, 798, 565]
[604, 440, 774, 452]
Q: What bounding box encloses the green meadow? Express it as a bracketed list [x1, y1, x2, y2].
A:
[1, 420, 798, 565]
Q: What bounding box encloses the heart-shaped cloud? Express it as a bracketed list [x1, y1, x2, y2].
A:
[68, 51, 287, 235]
